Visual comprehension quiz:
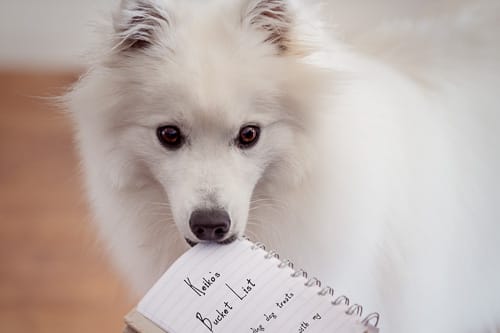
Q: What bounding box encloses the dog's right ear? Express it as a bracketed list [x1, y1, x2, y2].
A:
[242, 0, 292, 53]
[113, 0, 171, 52]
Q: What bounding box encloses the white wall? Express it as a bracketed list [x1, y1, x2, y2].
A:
[0, 0, 117, 69]
[0, 0, 462, 70]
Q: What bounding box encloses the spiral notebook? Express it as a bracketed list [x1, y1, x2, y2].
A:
[124, 238, 380, 333]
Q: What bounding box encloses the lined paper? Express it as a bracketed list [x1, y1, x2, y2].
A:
[137, 239, 376, 333]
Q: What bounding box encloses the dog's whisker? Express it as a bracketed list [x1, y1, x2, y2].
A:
[250, 195, 290, 205]
[249, 205, 286, 214]
[246, 217, 283, 244]
[250, 201, 288, 211]
[250, 198, 288, 206]
[148, 202, 172, 208]
[244, 229, 259, 241]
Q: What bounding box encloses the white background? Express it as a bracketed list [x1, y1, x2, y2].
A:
[0, 0, 460, 69]
[0, 0, 116, 69]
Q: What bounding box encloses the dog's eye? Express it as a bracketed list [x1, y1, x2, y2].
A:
[237, 125, 260, 148]
[157, 126, 184, 149]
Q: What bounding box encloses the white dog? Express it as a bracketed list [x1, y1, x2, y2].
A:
[68, 0, 500, 331]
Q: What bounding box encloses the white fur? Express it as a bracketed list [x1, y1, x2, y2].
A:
[68, 0, 500, 331]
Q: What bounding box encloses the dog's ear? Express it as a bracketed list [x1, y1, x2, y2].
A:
[243, 0, 292, 53]
[114, 0, 170, 52]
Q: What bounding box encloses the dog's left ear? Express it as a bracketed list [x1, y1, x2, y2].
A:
[243, 0, 292, 53]
[114, 0, 171, 52]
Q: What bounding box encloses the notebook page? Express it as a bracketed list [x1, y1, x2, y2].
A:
[137, 239, 375, 333]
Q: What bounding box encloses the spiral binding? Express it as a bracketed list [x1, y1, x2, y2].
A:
[248, 238, 380, 329]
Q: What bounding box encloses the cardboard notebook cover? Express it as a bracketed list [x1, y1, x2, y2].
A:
[124, 309, 166, 333]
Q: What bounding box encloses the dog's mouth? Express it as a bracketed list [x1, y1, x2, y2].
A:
[185, 238, 198, 247]
[185, 234, 238, 247]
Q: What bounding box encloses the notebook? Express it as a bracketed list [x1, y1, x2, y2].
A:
[124, 238, 380, 333]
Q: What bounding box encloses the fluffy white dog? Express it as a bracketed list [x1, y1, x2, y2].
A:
[68, 0, 500, 331]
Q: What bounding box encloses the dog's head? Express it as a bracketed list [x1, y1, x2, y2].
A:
[75, 0, 332, 245]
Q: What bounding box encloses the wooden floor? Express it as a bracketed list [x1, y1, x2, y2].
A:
[0, 71, 133, 333]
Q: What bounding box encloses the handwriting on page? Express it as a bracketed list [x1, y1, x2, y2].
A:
[137, 240, 373, 333]
[183, 271, 221, 296]
[250, 301, 325, 333]
[184, 272, 257, 332]
[248, 292, 294, 332]
[183, 270, 327, 333]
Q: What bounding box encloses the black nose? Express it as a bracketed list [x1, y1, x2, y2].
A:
[189, 209, 231, 241]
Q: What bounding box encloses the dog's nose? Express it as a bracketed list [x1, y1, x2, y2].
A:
[189, 209, 231, 241]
